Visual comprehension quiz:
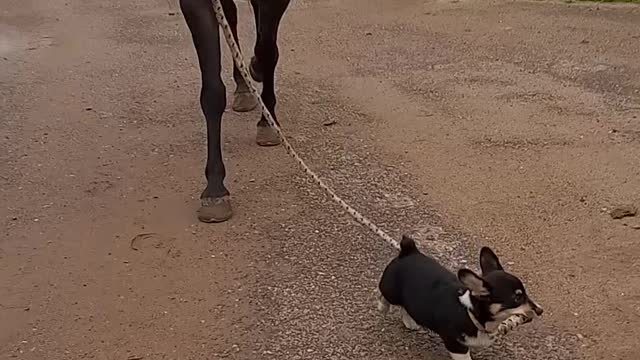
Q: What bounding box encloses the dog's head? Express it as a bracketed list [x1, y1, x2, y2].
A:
[458, 247, 543, 323]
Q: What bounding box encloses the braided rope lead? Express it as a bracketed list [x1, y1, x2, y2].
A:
[209, 0, 528, 337]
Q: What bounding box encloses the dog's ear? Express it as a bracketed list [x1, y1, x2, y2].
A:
[479, 247, 503, 274]
[458, 269, 490, 296]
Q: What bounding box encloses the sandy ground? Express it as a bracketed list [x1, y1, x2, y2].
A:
[1, 0, 639, 359]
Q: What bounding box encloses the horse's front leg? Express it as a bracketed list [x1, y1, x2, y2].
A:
[181, 0, 233, 222]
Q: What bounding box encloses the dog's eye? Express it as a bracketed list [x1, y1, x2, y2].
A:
[513, 291, 524, 302]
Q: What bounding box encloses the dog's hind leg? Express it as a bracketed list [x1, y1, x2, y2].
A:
[400, 307, 422, 330]
[376, 291, 390, 314]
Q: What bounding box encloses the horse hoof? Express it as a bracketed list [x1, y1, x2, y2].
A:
[198, 196, 233, 223]
[256, 126, 281, 147]
[232, 90, 258, 112]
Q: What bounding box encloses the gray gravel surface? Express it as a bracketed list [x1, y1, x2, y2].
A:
[3, 0, 638, 359]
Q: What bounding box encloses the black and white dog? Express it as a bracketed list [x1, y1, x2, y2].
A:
[378, 236, 543, 360]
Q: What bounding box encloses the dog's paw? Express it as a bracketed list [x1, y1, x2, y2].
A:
[401, 310, 422, 330]
[402, 317, 422, 331]
[377, 297, 390, 314]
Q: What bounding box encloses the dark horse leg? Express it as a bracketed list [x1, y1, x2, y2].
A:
[181, 0, 231, 222]
[180, 0, 290, 222]
[222, 0, 258, 112]
[250, 0, 291, 146]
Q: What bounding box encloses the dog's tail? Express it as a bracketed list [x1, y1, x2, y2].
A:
[398, 235, 419, 258]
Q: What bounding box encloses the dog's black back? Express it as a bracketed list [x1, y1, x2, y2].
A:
[379, 237, 478, 343]
[379, 235, 544, 357]
[379, 236, 478, 339]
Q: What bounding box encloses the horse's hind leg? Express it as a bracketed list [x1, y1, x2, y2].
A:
[252, 0, 291, 146]
[221, 0, 259, 112]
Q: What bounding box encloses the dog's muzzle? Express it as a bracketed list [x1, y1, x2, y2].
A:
[529, 299, 544, 317]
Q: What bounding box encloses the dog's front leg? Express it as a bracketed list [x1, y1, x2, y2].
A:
[449, 352, 472, 360]
[444, 338, 472, 360]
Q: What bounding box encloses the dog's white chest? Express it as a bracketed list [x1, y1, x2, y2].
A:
[462, 331, 494, 348]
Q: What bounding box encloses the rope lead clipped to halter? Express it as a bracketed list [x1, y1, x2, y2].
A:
[208, 0, 532, 337]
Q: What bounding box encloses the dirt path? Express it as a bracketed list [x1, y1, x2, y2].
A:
[1, 0, 638, 359]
